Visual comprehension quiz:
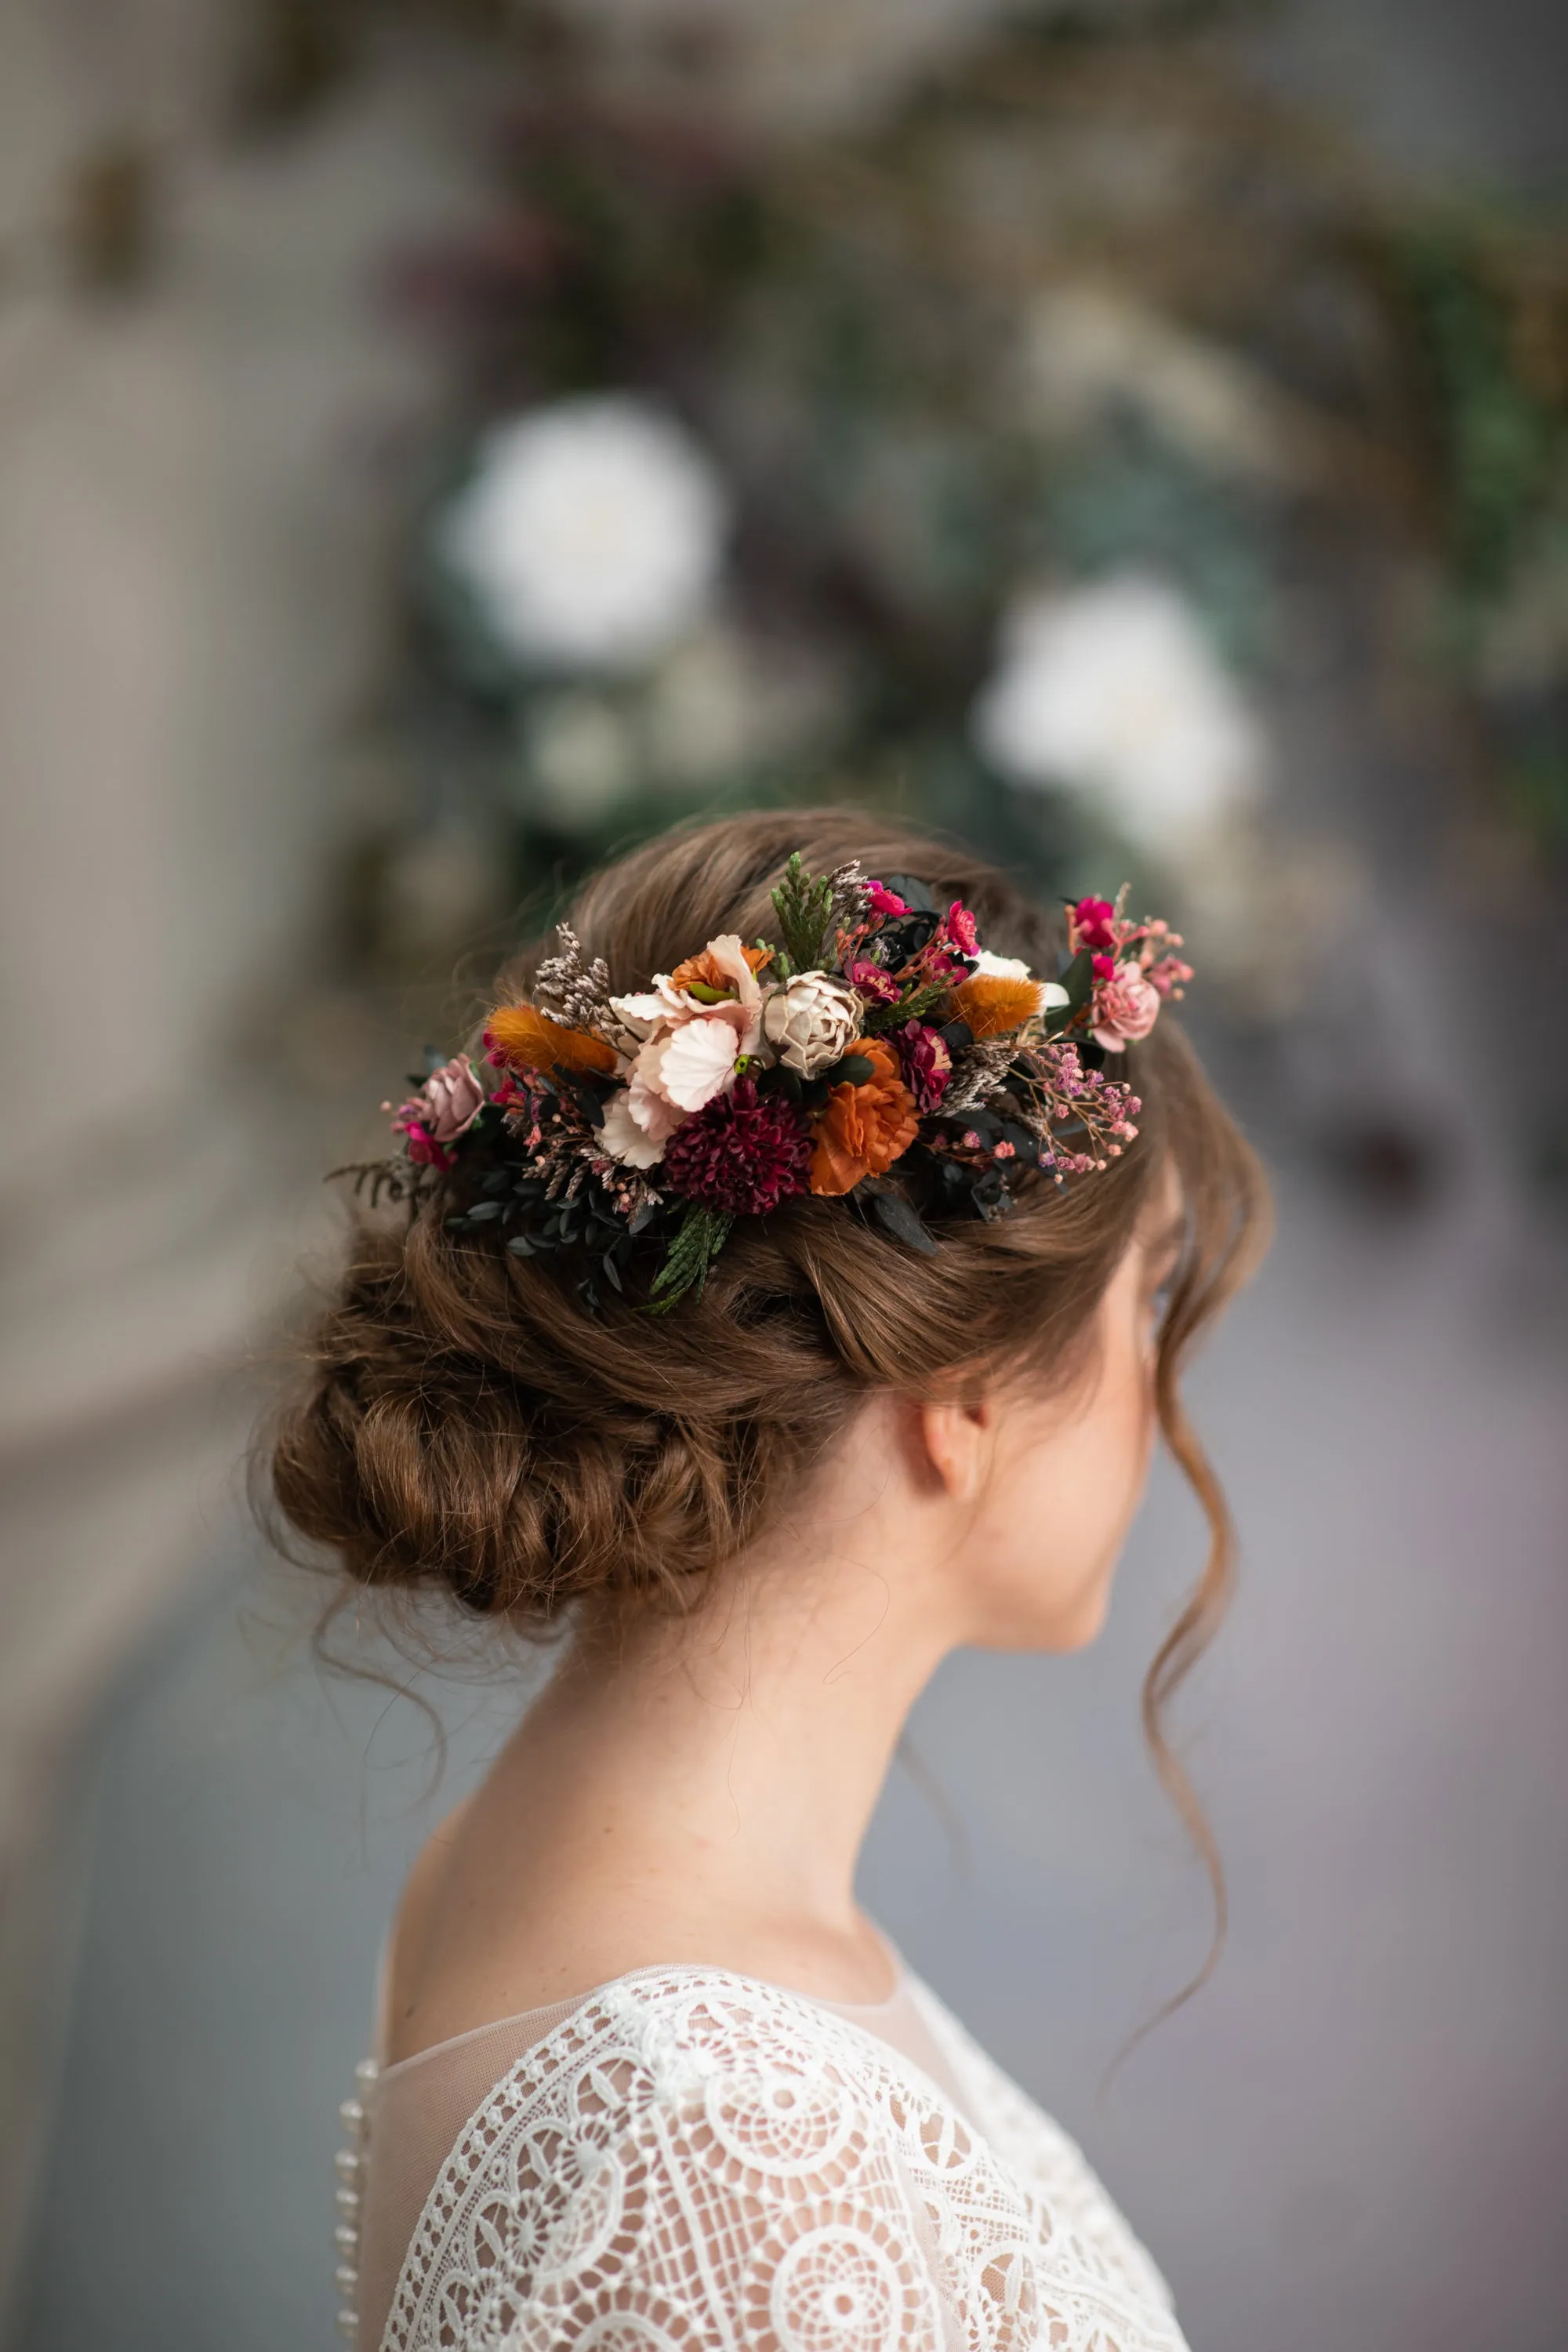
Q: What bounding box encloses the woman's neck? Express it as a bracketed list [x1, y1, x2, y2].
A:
[388, 1403, 969, 2049]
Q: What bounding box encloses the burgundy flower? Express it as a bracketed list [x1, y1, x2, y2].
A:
[400, 1121, 453, 1171]
[895, 1019, 952, 1113]
[1069, 896, 1118, 953]
[662, 1079, 813, 1214]
[845, 957, 902, 1005]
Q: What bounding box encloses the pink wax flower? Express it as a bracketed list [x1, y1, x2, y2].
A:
[1069, 896, 1118, 953]
[1145, 953, 1195, 998]
[866, 880, 909, 918]
[1091, 961, 1163, 1051]
[1091, 953, 1116, 982]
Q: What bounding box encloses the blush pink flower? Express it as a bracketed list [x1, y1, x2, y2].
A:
[390, 1052, 486, 1166]
[608, 932, 765, 1139]
[1091, 960, 1163, 1051]
[422, 1053, 487, 1141]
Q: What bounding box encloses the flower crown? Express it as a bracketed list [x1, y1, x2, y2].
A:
[373, 858, 1191, 1310]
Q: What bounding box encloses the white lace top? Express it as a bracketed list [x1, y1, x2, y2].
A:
[334, 1960, 1190, 2352]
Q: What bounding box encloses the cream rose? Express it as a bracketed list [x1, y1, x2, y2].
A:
[758, 971, 861, 1077]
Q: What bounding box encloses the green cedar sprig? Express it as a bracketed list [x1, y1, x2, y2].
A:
[644, 1203, 735, 1314]
[769, 851, 837, 973]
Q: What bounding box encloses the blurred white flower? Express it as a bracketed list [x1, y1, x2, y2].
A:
[441, 394, 728, 670]
[972, 571, 1265, 859]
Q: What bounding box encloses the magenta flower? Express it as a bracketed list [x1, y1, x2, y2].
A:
[942, 900, 980, 956]
[661, 1080, 813, 1214]
[1069, 896, 1118, 953]
[866, 880, 910, 917]
[399, 1121, 453, 1171]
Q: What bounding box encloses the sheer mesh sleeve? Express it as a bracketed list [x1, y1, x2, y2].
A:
[377, 1970, 1189, 2352]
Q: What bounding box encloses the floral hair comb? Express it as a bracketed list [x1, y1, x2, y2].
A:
[371, 858, 1191, 1310]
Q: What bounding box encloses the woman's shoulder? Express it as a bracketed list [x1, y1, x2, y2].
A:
[379, 1962, 1189, 2352]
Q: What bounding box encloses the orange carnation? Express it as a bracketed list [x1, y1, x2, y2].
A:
[809, 1036, 920, 1197]
[483, 1002, 617, 1076]
[670, 942, 771, 995]
[951, 974, 1044, 1040]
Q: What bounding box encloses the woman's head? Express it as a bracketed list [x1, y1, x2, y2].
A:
[269, 808, 1266, 1934]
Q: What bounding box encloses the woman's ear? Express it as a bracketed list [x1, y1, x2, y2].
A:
[916, 1394, 994, 1504]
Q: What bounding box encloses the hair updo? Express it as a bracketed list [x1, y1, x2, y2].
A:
[267, 809, 1268, 1974]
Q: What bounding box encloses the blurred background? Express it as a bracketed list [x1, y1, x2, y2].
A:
[2, 1, 1566, 2346]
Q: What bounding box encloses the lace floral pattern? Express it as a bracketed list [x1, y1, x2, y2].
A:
[374, 1969, 1189, 2352]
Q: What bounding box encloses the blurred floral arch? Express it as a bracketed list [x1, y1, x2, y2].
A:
[332, 0, 1566, 1087]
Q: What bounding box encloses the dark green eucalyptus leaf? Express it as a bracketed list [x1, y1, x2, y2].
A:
[828, 1053, 876, 1087]
[1061, 949, 1094, 1013]
[868, 1187, 940, 1255]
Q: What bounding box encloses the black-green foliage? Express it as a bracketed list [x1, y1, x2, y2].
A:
[858, 1178, 939, 1255]
[441, 1089, 663, 1312]
[646, 1203, 735, 1314]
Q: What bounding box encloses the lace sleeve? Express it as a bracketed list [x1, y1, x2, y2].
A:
[512, 2046, 950, 2350]
[380, 1970, 1186, 2352]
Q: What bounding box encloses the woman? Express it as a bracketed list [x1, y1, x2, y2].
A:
[270, 809, 1268, 2351]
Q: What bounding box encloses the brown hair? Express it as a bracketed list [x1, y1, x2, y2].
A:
[268, 809, 1269, 2003]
